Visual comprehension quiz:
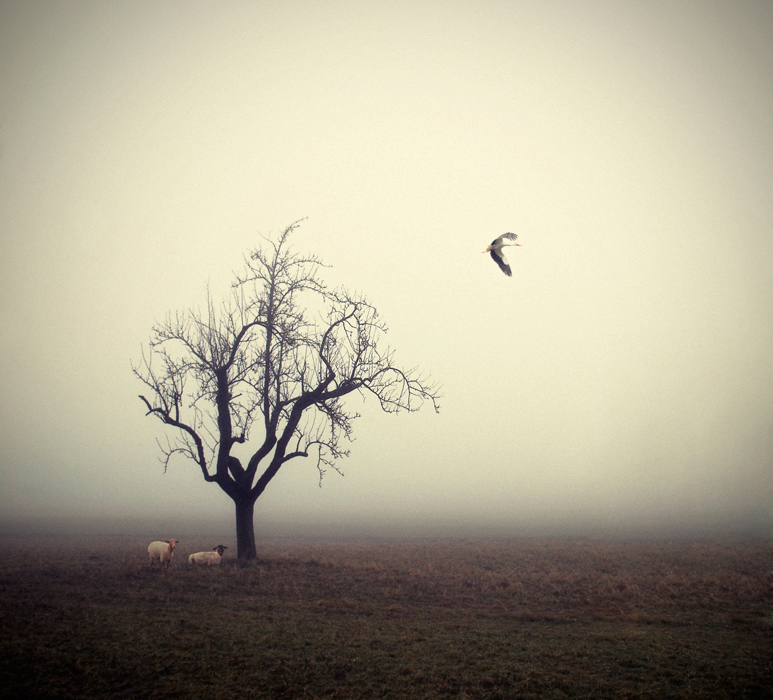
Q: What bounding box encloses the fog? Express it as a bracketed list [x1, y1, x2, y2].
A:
[1, 1, 771, 540]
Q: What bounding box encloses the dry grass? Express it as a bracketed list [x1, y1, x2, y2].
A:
[0, 535, 771, 698]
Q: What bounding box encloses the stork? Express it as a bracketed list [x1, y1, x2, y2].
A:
[483, 233, 521, 276]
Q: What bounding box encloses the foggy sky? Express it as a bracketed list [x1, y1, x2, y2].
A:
[1, 0, 772, 539]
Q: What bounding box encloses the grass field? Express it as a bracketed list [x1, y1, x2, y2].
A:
[0, 534, 770, 698]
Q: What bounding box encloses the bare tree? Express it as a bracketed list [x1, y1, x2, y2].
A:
[133, 222, 440, 560]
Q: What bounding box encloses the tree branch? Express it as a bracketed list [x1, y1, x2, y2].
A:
[133, 221, 442, 538]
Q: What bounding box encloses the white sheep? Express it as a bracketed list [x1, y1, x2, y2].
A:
[147, 539, 179, 570]
[188, 544, 228, 567]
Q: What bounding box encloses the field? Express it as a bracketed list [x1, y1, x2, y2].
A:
[0, 535, 771, 699]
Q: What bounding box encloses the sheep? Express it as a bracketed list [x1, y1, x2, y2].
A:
[188, 545, 228, 567]
[147, 539, 179, 570]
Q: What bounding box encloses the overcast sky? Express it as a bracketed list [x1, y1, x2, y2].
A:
[1, 0, 771, 539]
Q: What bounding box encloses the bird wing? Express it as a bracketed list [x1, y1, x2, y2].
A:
[490, 249, 512, 276]
[489, 232, 518, 248]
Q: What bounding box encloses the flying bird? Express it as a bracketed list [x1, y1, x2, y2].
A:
[483, 232, 521, 276]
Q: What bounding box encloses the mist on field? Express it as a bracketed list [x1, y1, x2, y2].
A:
[1, 1, 771, 540]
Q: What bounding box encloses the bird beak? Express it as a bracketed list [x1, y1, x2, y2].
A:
[482, 247, 491, 253]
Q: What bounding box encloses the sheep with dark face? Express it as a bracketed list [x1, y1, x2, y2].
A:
[148, 539, 178, 570]
[188, 545, 228, 566]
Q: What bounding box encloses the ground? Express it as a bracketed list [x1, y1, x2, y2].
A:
[0, 535, 771, 698]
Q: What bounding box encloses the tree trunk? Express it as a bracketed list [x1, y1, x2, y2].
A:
[234, 496, 257, 561]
